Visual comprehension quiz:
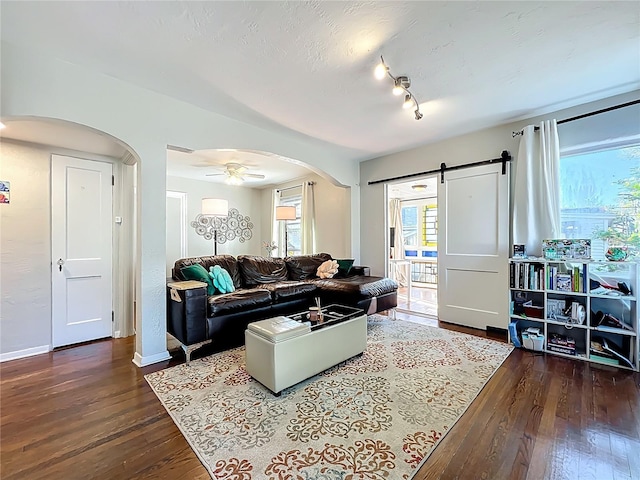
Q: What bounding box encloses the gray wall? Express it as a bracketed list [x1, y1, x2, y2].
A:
[259, 173, 351, 259]
[0, 140, 133, 358]
[360, 90, 640, 276]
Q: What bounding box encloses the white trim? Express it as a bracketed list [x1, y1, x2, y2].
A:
[560, 134, 640, 157]
[166, 191, 188, 258]
[0, 345, 51, 363]
[132, 350, 171, 367]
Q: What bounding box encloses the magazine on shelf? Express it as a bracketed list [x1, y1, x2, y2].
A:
[594, 311, 634, 331]
[590, 336, 633, 369]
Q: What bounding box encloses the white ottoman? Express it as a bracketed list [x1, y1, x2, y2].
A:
[245, 313, 367, 395]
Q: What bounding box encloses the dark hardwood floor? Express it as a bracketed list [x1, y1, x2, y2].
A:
[1, 312, 639, 480]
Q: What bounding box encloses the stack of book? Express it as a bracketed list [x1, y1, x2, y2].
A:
[590, 336, 633, 368]
[547, 333, 576, 355]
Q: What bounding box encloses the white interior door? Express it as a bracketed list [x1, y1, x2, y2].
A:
[52, 155, 113, 348]
[437, 162, 509, 330]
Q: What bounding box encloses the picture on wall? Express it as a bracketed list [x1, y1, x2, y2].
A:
[0, 180, 9, 204]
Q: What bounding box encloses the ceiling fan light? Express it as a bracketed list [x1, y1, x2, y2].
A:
[225, 175, 243, 185]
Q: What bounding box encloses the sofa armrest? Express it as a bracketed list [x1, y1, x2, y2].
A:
[350, 265, 371, 276]
[166, 281, 208, 346]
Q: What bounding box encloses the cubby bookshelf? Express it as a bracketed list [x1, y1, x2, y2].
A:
[509, 258, 639, 371]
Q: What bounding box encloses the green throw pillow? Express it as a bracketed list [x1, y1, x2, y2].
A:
[336, 259, 355, 277]
[180, 264, 216, 295]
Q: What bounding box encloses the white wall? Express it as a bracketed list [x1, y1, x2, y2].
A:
[259, 173, 351, 259]
[1, 41, 361, 366]
[166, 176, 262, 275]
[360, 90, 640, 276]
[0, 141, 51, 356]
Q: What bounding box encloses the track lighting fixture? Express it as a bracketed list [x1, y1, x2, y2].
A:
[374, 56, 423, 120]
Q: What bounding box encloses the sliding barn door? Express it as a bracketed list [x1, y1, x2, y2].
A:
[437, 163, 510, 330]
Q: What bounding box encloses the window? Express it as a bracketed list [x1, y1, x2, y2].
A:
[401, 200, 438, 251]
[560, 144, 640, 260]
[422, 205, 437, 247]
[279, 196, 302, 256]
[401, 206, 418, 247]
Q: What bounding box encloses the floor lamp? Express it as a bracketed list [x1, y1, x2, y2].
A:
[202, 198, 229, 255]
[275, 205, 296, 257]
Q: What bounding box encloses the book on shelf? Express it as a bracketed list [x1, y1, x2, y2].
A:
[510, 261, 544, 290]
[547, 344, 577, 355]
[555, 273, 572, 292]
[589, 352, 620, 366]
[548, 333, 576, 346]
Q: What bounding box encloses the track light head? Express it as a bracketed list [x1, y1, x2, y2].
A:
[392, 76, 410, 96]
[374, 57, 388, 80]
[403, 94, 413, 109]
[414, 110, 423, 120]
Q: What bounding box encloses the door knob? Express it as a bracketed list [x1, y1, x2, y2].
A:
[57, 258, 65, 272]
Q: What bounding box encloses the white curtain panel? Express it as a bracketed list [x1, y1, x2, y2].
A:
[301, 182, 316, 254]
[513, 120, 561, 256]
[389, 198, 408, 286]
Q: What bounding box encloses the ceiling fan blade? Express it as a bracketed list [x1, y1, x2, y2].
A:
[167, 144, 194, 154]
[205, 173, 226, 176]
[244, 173, 266, 179]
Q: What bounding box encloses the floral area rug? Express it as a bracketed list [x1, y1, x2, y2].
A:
[145, 316, 513, 479]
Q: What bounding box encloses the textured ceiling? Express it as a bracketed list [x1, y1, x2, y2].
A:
[1, 1, 639, 169]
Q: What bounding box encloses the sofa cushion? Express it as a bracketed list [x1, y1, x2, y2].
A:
[180, 264, 215, 295]
[174, 255, 243, 289]
[237, 255, 288, 286]
[285, 253, 332, 280]
[254, 281, 318, 302]
[313, 276, 398, 298]
[208, 289, 272, 316]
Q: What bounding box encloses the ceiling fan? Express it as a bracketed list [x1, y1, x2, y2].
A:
[206, 162, 265, 185]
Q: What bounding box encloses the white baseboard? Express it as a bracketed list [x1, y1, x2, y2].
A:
[0, 345, 50, 363]
[132, 350, 171, 367]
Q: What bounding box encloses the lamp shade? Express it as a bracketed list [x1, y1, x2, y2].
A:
[202, 198, 228, 216]
[275, 205, 296, 221]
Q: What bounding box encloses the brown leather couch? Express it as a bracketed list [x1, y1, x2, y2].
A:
[167, 253, 397, 362]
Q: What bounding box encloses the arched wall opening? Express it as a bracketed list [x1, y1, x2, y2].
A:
[0, 116, 139, 361]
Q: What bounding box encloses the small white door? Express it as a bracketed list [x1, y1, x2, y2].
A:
[52, 155, 113, 347]
[438, 162, 509, 330]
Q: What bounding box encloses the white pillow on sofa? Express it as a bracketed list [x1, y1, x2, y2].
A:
[317, 259, 339, 279]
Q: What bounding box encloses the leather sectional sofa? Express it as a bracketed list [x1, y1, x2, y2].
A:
[167, 253, 398, 362]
